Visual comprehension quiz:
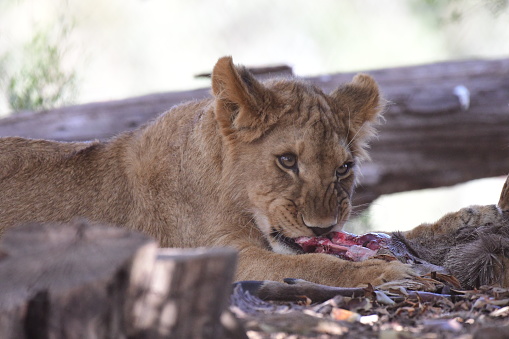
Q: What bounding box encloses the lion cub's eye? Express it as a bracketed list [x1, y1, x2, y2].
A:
[336, 161, 354, 177]
[278, 153, 298, 170]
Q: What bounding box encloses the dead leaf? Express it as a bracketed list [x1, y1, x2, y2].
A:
[424, 272, 462, 289]
[331, 308, 360, 322]
[375, 291, 396, 306]
[490, 306, 509, 317]
[347, 297, 372, 312]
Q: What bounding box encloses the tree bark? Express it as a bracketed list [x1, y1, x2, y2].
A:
[1, 58, 508, 202]
[0, 221, 238, 339]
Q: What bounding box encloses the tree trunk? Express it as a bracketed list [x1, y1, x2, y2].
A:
[1, 58, 508, 202]
[0, 221, 238, 339]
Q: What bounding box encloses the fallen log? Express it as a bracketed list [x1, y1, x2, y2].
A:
[1, 58, 508, 203]
[344, 59, 509, 204]
[0, 220, 238, 339]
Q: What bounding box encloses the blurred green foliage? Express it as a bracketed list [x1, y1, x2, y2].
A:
[0, 0, 78, 114]
[412, 0, 508, 25]
[6, 29, 77, 112]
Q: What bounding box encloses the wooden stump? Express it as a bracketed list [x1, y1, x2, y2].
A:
[0, 221, 238, 339]
[132, 248, 238, 338]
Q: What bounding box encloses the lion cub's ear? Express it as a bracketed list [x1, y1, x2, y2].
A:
[330, 74, 382, 130]
[330, 74, 383, 159]
[211, 57, 274, 141]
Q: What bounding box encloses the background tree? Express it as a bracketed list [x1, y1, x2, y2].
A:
[0, 1, 78, 113]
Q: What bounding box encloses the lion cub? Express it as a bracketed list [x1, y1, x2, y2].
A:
[0, 57, 416, 287]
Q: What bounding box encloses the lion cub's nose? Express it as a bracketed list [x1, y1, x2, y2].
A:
[309, 225, 334, 236]
[303, 216, 337, 236]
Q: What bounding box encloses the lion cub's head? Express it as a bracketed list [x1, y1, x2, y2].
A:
[211, 57, 382, 254]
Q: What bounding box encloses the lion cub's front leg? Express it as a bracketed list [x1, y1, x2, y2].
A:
[236, 246, 416, 288]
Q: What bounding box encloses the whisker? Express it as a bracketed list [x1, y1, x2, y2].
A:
[345, 106, 351, 143]
[239, 215, 257, 241]
[351, 202, 374, 211]
[346, 124, 363, 150]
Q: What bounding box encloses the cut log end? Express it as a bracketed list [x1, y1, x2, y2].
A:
[0, 221, 238, 339]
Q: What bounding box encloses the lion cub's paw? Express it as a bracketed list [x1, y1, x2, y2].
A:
[353, 259, 418, 287]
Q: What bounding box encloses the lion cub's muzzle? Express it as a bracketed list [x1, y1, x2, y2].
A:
[300, 182, 343, 236]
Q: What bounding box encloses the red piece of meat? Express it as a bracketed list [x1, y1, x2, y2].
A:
[294, 231, 390, 262]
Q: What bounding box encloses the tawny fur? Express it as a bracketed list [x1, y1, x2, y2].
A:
[399, 175, 509, 288]
[0, 57, 416, 287]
